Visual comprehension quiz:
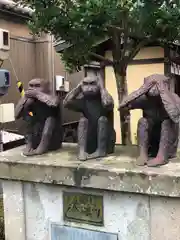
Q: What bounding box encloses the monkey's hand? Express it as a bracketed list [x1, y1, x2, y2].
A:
[63, 82, 82, 107]
[118, 97, 129, 110]
[15, 97, 34, 119]
[101, 89, 114, 109]
[25, 89, 38, 99]
[119, 105, 130, 115]
[74, 82, 82, 93]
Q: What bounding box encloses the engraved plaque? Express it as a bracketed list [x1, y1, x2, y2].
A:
[63, 192, 103, 226]
[51, 224, 118, 240]
[0, 198, 3, 218]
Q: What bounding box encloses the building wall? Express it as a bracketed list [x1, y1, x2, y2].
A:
[54, 49, 83, 123]
[0, 12, 33, 39]
[0, 13, 36, 133]
[105, 47, 164, 144]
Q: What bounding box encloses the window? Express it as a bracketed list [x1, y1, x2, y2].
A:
[3, 31, 9, 46]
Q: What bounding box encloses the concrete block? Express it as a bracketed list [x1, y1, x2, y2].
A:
[2, 180, 25, 240]
[24, 183, 63, 240]
[151, 196, 180, 240]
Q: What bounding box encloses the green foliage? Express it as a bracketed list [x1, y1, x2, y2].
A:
[18, 0, 180, 72]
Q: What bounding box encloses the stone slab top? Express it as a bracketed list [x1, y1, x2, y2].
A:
[0, 143, 180, 198]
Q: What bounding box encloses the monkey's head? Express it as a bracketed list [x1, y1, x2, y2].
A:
[144, 74, 170, 97]
[81, 76, 100, 97]
[28, 78, 50, 93]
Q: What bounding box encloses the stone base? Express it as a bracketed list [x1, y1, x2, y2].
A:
[3, 180, 180, 240]
[1, 143, 180, 240]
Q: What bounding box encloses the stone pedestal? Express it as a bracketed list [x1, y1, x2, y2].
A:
[0, 143, 180, 240]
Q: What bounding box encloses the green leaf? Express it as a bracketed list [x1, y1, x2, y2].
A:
[18, 0, 180, 71]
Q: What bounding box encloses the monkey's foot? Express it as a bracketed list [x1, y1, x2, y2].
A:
[23, 150, 37, 156]
[23, 148, 46, 156]
[87, 150, 106, 160]
[23, 148, 34, 156]
[147, 156, 168, 167]
[136, 153, 148, 166]
[78, 152, 88, 161]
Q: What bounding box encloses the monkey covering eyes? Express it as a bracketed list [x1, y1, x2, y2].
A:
[15, 78, 62, 156]
[63, 75, 116, 161]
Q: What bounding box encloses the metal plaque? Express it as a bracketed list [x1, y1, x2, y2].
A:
[63, 192, 103, 226]
[0, 198, 4, 218]
[51, 224, 118, 240]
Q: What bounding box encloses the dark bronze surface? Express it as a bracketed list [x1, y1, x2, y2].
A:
[0, 198, 3, 218]
[15, 78, 62, 156]
[63, 75, 115, 161]
[119, 74, 180, 167]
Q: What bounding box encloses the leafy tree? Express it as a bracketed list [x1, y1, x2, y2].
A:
[18, 0, 180, 144]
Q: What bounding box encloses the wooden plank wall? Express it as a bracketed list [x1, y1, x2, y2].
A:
[1, 37, 36, 133]
[35, 41, 49, 80]
[54, 50, 83, 123]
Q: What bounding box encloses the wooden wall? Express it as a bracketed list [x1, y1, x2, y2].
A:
[1, 37, 36, 133]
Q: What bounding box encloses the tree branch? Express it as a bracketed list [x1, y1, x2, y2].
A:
[89, 52, 113, 65]
[121, 11, 128, 61]
[106, 24, 124, 33]
[126, 38, 151, 63]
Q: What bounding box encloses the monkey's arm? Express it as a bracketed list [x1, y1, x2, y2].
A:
[15, 97, 33, 119]
[100, 89, 114, 111]
[36, 92, 59, 107]
[25, 90, 59, 107]
[98, 76, 114, 110]
[63, 85, 84, 112]
[119, 96, 146, 111]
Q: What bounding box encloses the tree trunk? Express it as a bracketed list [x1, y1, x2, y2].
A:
[113, 65, 131, 145]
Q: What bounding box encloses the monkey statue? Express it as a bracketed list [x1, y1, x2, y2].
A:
[63, 75, 116, 161]
[15, 78, 62, 156]
[119, 74, 180, 167]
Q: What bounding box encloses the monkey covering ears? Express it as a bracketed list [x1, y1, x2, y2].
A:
[63, 75, 116, 161]
[15, 78, 63, 156]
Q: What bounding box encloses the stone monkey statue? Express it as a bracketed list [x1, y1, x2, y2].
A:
[15, 78, 62, 156]
[119, 74, 180, 167]
[63, 76, 116, 161]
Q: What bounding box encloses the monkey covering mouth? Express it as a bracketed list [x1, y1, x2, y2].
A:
[15, 78, 62, 156]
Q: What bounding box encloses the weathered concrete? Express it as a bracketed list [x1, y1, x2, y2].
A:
[12, 182, 151, 240]
[2, 181, 25, 240]
[0, 143, 180, 197]
[151, 197, 180, 240]
[1, 144, 180, 240]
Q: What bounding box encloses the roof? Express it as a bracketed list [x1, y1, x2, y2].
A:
[0, 0, 33, 17]
[54, 40, 71, 52]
